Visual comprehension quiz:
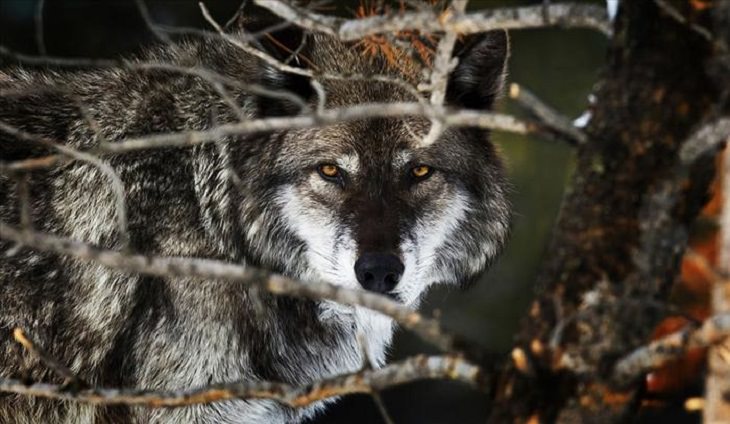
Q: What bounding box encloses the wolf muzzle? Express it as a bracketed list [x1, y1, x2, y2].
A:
[354, 252, 404, 294]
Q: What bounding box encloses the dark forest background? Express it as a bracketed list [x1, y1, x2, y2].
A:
[0, 1, 606, 422]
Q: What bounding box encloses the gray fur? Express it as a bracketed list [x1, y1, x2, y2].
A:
[0, 19, 511, 424]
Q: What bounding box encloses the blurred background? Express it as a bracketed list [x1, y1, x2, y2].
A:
[0, 0, 606, 422]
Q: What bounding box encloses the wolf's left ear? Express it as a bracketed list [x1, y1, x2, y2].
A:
[446, 30, 509, 110]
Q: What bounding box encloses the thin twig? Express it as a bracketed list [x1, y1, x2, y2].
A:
[509, 82, 587, 145]
[428, 0, 467, 106]
[34, 0, 47, 56]
[134, 0, 173, 44]
[419, 0, 468, 147]
[0, 156, 67, 173]
[679, 118, 730, 165]
[12, 329, 86, 389]
[612, 313, 730, 386]
[0, 104, 537, 158]
[94, 104, 533, 154]
[654, 0, 714, 44]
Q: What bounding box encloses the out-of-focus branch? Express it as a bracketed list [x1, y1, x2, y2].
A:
[0, 354, 482, 408]
[0, 222, 466, 355]
[419, 0, 467, 147]
[254, 1, 612, 40]
[612, 313, 730, 386]
[0, 156, 66, 173]
[34, 0, 46, 56]
[509, 83, 587, 145]
[679, 118, 730, 165]
[134, 0, 173, 44]
[0, 104, 534, 158]
[105, 105, 532, 153]
[427, 0, 467, 106]
[654, 0, 714, 44]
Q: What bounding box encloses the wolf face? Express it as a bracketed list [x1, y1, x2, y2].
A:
[273, 118, 511, 305]
[241, 29, 511, 294]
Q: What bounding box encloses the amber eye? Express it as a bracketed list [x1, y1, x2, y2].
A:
[411, 165, 432, 179]
[318, 164, 340, 180]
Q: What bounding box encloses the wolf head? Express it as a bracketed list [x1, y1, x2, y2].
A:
[215, 15, 512, 312]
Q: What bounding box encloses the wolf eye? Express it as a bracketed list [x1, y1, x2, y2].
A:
[317, 164, 340, 181]
[411, 165, 432, 179]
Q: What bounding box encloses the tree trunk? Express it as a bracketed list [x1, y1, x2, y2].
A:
[490, 1, 728, 422]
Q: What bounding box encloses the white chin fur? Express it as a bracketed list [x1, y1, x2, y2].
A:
[277, 185, 395, 366]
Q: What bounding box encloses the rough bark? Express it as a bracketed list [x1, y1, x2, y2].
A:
[490, 1, 727, 422]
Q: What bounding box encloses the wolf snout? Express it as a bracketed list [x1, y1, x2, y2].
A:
[354, 253, 404, 294]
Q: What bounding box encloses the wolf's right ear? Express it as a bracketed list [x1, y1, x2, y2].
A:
[234, 3, 314, 114]
[446, 30, 509, 111]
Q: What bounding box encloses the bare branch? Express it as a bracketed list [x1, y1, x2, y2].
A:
[679, 117, 730, 165]
[134, 0, 172, 44]
[254, 1, 613, 40]
[654, 0, 714, 44]
[0, 103, 534, 159]
[34, 0, 46, 56]
[0, 354, 481, 408]
[250, 0, 339, 37]
[612, 313, 730, 386]
[419, 0, 468, 147]
[0, 156, 68, 173]
[13, 329, 86, 389]
[508, 82, 587, 145]
[427, 0, 466, 106]
[95, 103, 533, 154]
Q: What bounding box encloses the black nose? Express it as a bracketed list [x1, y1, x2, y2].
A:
[354, 253, 404, 294]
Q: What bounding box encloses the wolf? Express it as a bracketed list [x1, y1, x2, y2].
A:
[0, 5, 511, 423]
